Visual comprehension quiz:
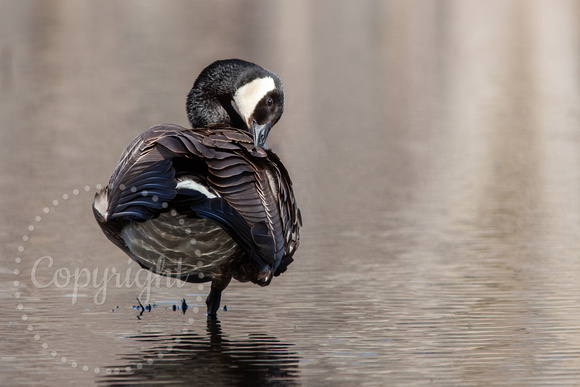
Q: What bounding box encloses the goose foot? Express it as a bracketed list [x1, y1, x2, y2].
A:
[206, 275, 231, 319]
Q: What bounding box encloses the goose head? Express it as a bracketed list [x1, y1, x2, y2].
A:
[186, 59, 284, 148]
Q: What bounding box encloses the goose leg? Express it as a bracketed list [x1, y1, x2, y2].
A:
[206, 274, 232, 318]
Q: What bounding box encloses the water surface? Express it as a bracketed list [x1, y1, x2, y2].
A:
[3, 0, 580, 385]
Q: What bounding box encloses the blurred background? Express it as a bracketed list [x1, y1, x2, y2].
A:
[2, 0, 580, 385]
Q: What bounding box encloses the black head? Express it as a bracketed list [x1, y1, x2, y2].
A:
[186, 59, 284, 147]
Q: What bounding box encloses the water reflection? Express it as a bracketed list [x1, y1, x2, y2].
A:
[97, 320, 300, 386]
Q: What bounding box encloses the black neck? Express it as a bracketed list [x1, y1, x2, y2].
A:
[186, 59, 259, 130]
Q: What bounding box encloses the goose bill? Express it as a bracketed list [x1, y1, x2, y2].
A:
[251, 120, 272, 148]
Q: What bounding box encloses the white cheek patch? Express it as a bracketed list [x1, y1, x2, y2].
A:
[232, 77, 276, 125]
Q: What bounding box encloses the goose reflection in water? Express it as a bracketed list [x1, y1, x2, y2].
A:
[97, 320, 300, 386]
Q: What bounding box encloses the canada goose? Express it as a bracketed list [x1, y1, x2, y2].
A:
[93, 59, 301, 317]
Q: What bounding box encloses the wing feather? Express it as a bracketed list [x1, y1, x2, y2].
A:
[95, 124, 301, 275]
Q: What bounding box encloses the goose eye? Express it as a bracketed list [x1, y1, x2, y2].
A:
[266, 98, 274, 107]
